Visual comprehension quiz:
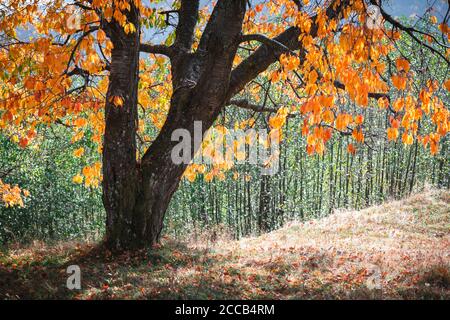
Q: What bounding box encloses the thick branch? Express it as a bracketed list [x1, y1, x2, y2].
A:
[240, 34, 293, 53]
[140, 43, 173, 57]
[173, 0, 200, 52]
[228, 26, 300, 98]
[228, 99, 278, 113]
[197, 0, 246, 53]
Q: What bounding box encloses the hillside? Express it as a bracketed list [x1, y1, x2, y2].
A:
[1, 188, 449, 299]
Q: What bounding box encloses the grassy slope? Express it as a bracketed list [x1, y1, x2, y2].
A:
[0, 188, 449, 299]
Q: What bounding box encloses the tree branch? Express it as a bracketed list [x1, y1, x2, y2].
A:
[228, 99, 278, 113]
[140, 43, 173, 57]
[63, 26, 99, 75]
[173, 0, 200, 52]
[240, 34, 294, 53]
[370, 0, 450, 65]
[332, 80, 390, 101]
[228, 0, 350, 99]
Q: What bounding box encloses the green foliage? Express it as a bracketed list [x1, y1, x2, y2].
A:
[0, 126, 104, 244]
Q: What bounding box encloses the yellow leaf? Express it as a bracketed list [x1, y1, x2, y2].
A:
[73, 147, 85, 158]
[402, 132, 413, 145]
[111, 96, 124, 107]
[124, 23, 136, 34]
[72, 174, 83, 184]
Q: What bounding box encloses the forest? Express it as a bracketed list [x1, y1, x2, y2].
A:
[0, 0, 449, 303]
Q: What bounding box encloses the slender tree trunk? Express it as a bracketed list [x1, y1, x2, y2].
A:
[258, 174, 270, 233]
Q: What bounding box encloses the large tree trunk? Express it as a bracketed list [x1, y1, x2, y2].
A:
[102, 0, 246, 251]
[102, 4, 141, 250]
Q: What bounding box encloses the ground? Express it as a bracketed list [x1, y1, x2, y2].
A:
[0, 188, 449, 299]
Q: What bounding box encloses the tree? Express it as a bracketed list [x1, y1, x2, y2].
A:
[0, 0, 448, 250]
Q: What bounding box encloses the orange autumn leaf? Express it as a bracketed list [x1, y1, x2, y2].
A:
[393, 98, 404, 112]
[378, 97, 389, 109]
[74, 118, 87, 128]
[354, 115, 364, 125]
[322, 127, 332, 142]
[347, 143, 356, 154]
[430, 141, 439, 155]
[315, 141, 325, 155]
[335, 114, 352, 131]
[112, 96, 124, 107]
[301, 125, 309, 137]
[444, 79, 450, 91]
[306, 144, 315, 155]
[322, 110, 334, 124]
[392, 75, 407, 90]
[352, 128, 364, 143]
[19, 137, 29, 148]
[0, 179, 25, 207]
[270, 71, 280, 83]
[387, 127, 399, 141]
[396, 58, 410, 73]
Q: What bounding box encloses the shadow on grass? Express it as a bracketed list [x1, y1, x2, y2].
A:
[0, 240, 217, 299]
[1, 239, 449, 299]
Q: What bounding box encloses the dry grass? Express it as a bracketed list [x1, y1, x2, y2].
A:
[0, 188, 449, 299]
[207, 187, 450, 299]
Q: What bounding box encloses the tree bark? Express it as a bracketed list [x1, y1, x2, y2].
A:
[102, 4, 141, 250]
